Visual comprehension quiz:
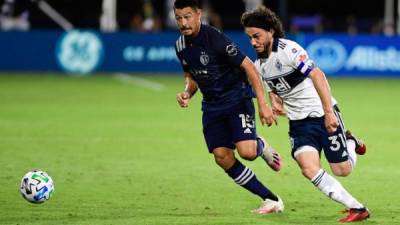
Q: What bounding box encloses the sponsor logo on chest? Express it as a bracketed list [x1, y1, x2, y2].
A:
[266, 77, 291, 93]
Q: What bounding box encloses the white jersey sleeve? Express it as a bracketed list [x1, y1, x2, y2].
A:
[284, 41, 316, 77]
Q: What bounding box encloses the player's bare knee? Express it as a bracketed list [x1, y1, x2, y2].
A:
[236, 141, 257, 161]
[332, 169, 350, 177]
[214, 154, 227, 166]
[332, 166, 352, 177]
[238, 150, 257, 161]
[213, 152, 235, 170]
[331, 162, 353, 177]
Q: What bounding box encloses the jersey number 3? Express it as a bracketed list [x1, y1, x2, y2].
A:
[328, 133, 347, 151]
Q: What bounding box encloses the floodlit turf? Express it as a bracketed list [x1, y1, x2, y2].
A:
[0, 73, 399, 225]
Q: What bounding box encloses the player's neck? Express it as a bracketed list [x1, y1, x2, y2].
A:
[193, 23, 201, 36]
[265, 38, 274, 58]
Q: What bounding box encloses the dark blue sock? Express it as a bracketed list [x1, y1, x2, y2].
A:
[226, 159, 278, 201]
[256, 137, 264, 157]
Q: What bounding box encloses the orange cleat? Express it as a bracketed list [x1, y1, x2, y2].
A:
[339, 208, 370, 223]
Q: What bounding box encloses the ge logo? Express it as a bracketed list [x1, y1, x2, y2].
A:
[56, 30, 104, 75]
[306, 39, 347, 74]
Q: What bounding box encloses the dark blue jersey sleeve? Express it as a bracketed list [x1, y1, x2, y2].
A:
[210, 29, 246, 67]
[175, 46, 190, 73]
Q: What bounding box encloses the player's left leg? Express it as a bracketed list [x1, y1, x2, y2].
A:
[212, 147, 277, 201]
[329, 161, 353, 177]
[213, 147, 284, 214]
[322, 107, 370, 222]
[331, 106, 367, 170]
[235, 138, 282, 171]
[328, 105, 359, 176]
[296, 150, 369, 222]
[256, 136, 282, 171]
[345, 130, 367, 155]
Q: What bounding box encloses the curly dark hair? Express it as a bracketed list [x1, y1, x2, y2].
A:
[241, 6, 285, 38]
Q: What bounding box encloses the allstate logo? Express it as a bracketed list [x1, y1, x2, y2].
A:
[56, 30, 104, 75]
[306, 39, 347, 73]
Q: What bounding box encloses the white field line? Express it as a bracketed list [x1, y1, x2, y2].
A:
[113, 73, 166, 91]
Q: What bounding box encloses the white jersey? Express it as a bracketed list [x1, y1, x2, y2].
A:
[255, 38, 336, 120]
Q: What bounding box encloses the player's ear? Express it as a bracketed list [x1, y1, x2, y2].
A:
[197, 8, 202, 19]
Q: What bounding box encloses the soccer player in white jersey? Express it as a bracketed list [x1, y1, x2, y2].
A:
[241, 6, 369, 222]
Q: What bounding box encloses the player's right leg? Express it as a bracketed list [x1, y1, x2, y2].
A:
[234, 137, 282, 171]
[229, 98, 282, 171]
[202, 106, 283, 214]
[295, 149, 369, 222]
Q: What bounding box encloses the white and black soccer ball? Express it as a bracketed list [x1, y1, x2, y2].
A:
[20, 170, 54, 204]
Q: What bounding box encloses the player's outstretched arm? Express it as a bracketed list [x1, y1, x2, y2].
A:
[177, 72, 198, 108]
[240, 57, 276, 126]
[269, 92, 286, 117]
[309, 68, 338, 133]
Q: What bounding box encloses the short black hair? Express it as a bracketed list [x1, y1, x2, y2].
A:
[174, 0, 200, 10]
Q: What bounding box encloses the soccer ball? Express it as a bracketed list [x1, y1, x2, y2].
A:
[20, 170, 54, 204]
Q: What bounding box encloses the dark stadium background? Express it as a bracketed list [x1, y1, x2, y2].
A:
[0, 0, 388, 33]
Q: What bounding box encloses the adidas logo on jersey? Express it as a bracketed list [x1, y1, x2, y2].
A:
[244, 128, 252, 134]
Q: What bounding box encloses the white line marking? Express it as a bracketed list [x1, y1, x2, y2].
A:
[113, 73, 166, 91]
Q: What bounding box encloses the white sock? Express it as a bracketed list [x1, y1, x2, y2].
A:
[311, 169, 363, 209]
[346, 139, 357, 168]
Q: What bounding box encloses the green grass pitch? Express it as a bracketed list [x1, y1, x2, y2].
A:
[0, 73, 399, 225]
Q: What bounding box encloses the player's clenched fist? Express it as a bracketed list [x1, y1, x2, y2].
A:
[176, 91, 191, 107]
